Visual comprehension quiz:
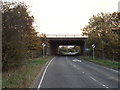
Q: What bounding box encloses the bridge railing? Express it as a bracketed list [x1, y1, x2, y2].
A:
[46, 34, 88, 38]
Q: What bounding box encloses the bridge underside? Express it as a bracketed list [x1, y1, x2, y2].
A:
[48, 38, 86, 56]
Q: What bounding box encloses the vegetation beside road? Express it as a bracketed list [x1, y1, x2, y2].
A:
[2, 1, 48, 72]
[80, 56, 120, 71]
[83, 12, 119, 61]
[2, 1, 50, 88]
[2, 56, 53, 88]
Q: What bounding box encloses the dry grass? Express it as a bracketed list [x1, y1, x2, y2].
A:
[80, 56, 119, 71]
[2, 56, 53, 88]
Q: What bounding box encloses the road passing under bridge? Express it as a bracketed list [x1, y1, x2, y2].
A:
[38, 56, 119, 88]
[46, 34, 88, 56]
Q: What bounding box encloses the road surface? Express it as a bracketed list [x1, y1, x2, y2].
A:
[38, 56, 119, 89]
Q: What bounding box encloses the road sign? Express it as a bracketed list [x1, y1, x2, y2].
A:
[92, 44, 95, 59]
[42, 43, 46, 57]
[92, 44, 95, 48]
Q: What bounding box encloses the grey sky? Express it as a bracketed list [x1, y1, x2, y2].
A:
[3, 0, 119, 34]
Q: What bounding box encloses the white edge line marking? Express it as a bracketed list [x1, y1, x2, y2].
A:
[37, 57, 55, 89]
[73, 57, 82, 62]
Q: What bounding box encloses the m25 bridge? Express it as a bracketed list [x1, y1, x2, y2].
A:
[46, 34, 88, 56]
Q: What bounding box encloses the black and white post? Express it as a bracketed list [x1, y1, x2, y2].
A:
[42, 43, 46, 57]
[92, 44, 95, 59]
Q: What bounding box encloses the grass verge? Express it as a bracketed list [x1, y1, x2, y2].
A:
[80, 56, 120, 71]
[2, 56, 53, 88]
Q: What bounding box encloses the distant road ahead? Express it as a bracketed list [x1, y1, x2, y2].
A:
[38, 56, 119, 88]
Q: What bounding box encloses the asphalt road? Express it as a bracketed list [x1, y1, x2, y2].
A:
[38, 56, 119, 89]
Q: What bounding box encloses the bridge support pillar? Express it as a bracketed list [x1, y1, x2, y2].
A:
[84, 40, 87, 56]
[49, 43, 59, 55]
[46, 47, 51, 55]
[78, 40, 86, 56]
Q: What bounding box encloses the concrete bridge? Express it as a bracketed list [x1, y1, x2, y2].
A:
[46, 34, 88, 56]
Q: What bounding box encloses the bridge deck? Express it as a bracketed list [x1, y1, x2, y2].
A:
[46, 34, 88, 38]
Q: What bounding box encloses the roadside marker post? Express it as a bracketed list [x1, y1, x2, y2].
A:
[92, 44, 95, 59]
[42, 43, 46, 57]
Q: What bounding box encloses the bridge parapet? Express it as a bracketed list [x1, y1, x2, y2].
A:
[46, 34, 88, 38]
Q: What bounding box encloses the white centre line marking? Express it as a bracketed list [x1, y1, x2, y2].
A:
[90, 76, 109, 89]
[72, 57, 109, 89]
[72, 60, 81, 62]
[82, 72, 85, 74]
[37, 57, 55, 89]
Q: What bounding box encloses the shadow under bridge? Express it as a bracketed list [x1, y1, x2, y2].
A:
[46, 34, 88, 56]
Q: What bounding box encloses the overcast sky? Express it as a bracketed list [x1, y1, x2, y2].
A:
[4, 0, 119, 34]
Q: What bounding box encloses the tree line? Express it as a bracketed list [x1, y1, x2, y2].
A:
[83, 12, 120, 61]
[1, 2, 47, 71]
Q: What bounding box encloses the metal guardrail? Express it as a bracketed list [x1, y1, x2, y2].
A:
[46, 34, 88, 38]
